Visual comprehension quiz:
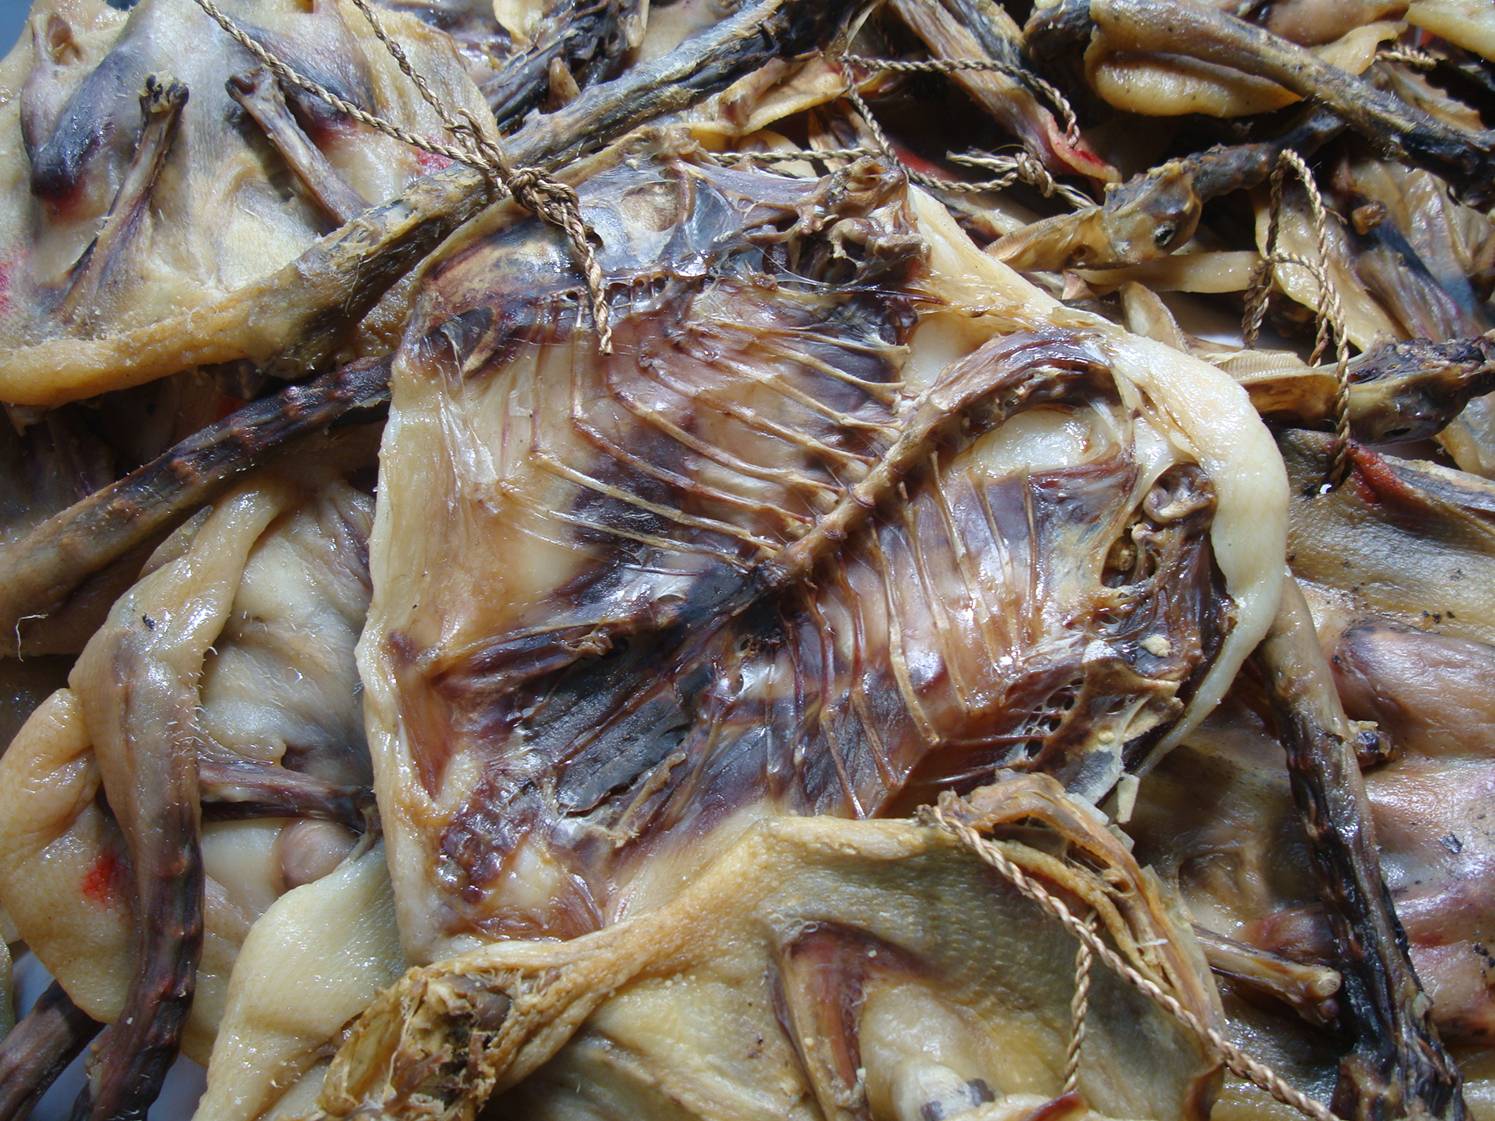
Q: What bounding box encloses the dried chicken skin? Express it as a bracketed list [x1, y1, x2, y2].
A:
[193, 844, 405, 1121]
[358, 137, 1286, 961]
[0, 0, 492, 347]
[312, 775, 1222, 1121]
[0, 470, 376, 1110]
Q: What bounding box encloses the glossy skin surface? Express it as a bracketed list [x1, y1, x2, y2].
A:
[358, 141, 1285, 961]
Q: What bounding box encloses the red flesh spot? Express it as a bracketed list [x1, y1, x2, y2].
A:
[417, 149, 454, 174]
[81, 850, 124, 906]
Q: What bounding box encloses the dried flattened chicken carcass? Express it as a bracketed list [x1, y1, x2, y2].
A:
[0, 464, 381, 1118]
[313, 774, 1224, 1121]
[358, 134, 1286, 963]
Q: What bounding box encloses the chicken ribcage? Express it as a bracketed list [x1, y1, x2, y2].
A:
[362, 139, 1286, 958]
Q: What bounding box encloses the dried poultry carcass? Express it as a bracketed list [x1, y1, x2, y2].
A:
[313, 775, 1226, 1121]
[1127, 438, 1495, 1121]
[0, 0, 499, 660]
[0, 0, 862, 409]
[0, 0, 495, 348]
[355, 135, 1286, 968]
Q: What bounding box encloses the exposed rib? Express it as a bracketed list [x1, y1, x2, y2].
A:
[0, 0, 868, 407]
[1257, 580, 1465, 1121]
[0, 983, 100, 1121]
[0, 357, 390, 656]
[58, 74, 187, 326]
[228, 68, 368, 225]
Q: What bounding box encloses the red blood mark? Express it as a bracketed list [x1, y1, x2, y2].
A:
[81, 850, 124, 906]
[1047, 123, 1115, 180]
[416, 149, 454, 174]
[1021, 1091, 1088, 1121]
[212, 393, 247, 423]
[1349, 444, 1414, 510]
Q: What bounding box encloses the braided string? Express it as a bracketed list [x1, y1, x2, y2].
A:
[840, 52, 1082, 150]
[1062, 911, 1096, 1095]
[189, 0, 612, 352]
[839, 81, 1085, 207]
[919, 794, 1346, 1121]
[1241, 149, 1351, 487]
[1375, 46, 1438, 70]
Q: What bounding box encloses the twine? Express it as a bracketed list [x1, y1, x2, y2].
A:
[840, 79, 1085, 207]
[1063, 911, 1096, 1095]
[1375, 47, 1438, 70]
[189, 0, 612, 352]
[919, 793, 1345, 1121]
[1241, 149, 1351, 487]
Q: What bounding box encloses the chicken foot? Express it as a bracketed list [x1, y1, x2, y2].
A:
[1257, 580, 1465, 1121]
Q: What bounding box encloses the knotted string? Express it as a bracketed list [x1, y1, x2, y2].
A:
[189, 0, 612, 351]
[920, 793, 1347, 1121]
[1242, 149, 1352, 487]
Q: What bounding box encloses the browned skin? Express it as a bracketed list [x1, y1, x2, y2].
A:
[57, 74, 186, 326]
[0, 357, 390, 657]
[1257, 582, 1465, 1121]
[0, 983, 101, 1121]
[227, 68, 369, 226]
